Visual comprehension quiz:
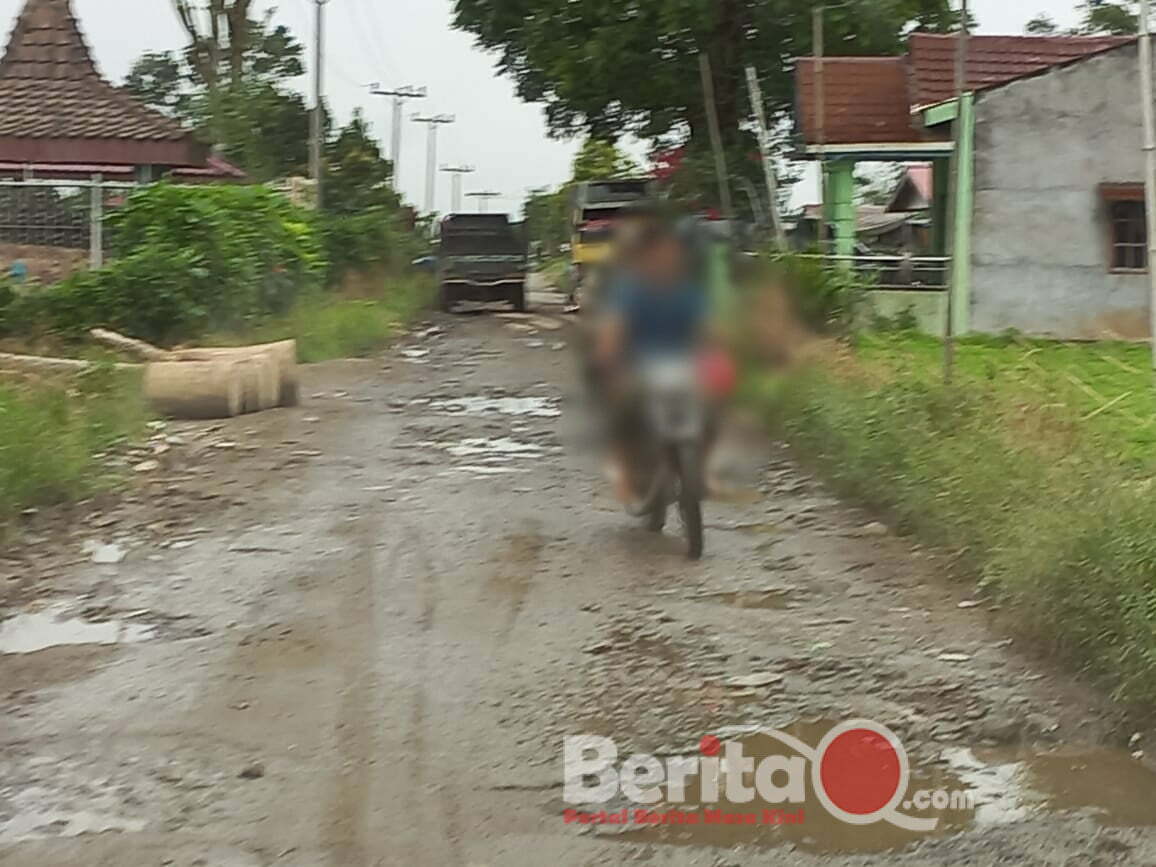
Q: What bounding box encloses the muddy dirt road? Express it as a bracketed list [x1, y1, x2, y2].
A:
[3, 294, 1156, 866]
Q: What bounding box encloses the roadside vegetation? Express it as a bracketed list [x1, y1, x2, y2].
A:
[0, 365, 148, 526]
[745, 267, 1156, 705]
[0, 176, 430, 522]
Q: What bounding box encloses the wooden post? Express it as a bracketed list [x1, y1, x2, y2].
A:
[745, 66, 787, 247]
[89, 173, 103, 269]
[814, 6, 827, 255]
[699, 52, 734, 219]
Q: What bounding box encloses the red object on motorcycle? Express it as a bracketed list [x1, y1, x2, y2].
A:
[698, 347, 738, 397]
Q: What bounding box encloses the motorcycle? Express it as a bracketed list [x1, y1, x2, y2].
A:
[623, 356, 709, 560]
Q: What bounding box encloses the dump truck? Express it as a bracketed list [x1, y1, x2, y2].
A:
[436, 214, 528, 312]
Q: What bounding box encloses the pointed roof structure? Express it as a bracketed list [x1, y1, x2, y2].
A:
[0, 0, 205, 167]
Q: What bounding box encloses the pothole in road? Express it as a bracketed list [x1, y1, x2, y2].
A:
[579, 720, 1156, 854]
[429, 395, 561, 418]
[0, 603, 156, 654]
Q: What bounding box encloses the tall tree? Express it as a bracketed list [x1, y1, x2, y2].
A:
[571, 138, 641, 181]
[1076, 0, 1138, 34]
[125, 14, 310, 181]
[453, 0, 956, 147]
[324, 111, 399, 214]
[1024, 13, 1059, 34]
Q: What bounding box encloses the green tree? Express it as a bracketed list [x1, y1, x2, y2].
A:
[1024, 13, 1059, 34]
[570, 138, 640, 181]
[123, 51, 189, 116]
[1076, 0, 1138, 34]
[124, 13, 311, 181]
[324, 110, 399, 214]
[453, 0, 956, 147]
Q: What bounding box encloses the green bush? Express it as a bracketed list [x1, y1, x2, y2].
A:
[4, 183, 326, 344]
[316, 206, 423, 285]
[760, 251, 866, 333]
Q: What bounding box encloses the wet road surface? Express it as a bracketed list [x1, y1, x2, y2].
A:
[3, 297, 1156, 866]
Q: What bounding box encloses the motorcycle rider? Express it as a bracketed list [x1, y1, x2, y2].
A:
[593, 211, 711, 504]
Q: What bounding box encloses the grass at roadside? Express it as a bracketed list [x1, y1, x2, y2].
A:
[210, 272, 434, 363]
[750, 332, 1156, 705]
[0, 365, 149, 525]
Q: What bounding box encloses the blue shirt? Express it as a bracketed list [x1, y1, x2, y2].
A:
[609, 275, 706, 358]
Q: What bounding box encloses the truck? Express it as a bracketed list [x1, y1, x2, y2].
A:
[565, 178, 653, 309]
[435, 214, 528, 312]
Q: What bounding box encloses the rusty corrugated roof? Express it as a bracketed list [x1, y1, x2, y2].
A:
[795, 33, 1133, 147]
[909, 33, 1132, 108]
[796, 57, 921, 145]
[0, 0, 191, 145]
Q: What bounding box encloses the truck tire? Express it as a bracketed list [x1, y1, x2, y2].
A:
[509, 281, 527, 312]
[438, 283, 454, 313]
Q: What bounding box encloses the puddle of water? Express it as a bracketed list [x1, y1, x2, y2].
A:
[421, 437, 549, 462]
[0, 603, 155, 654]
[400, 348, 430, 364]
[589, 720, 1156, 854]
[690, 588, 799, 610]
[944, 745, 1156, 827]
[430, 395, 561, 418]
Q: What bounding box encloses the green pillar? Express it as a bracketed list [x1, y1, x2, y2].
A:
[823, 160, 856, 259]
[950, 93, 976, 335]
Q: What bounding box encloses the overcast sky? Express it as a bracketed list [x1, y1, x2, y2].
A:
[0, 0, 1088, 213]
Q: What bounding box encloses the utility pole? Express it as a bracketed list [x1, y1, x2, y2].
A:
[814, 5, 827, 254]
[1140, 0, 1156, 376]
[698, 52, 733, 219]
[745, 66, 787, 247]
[413, 114, 455, 214]
[370, 84, 427, 189]
[441, 165, 476, 213]
[466, 191, 501, 213]
[310, 0, 330, 209]
[944, 0, 968, 384]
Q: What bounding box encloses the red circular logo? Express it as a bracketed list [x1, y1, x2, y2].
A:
[818, 727, 903, 815]
[699, 735, 721, 757]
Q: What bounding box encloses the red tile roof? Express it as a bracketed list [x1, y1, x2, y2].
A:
[0, 0, 199, 159]
[796, 57, 921, 145]
[795, 33, 1133, 147]
[908, 33, 1132, 108]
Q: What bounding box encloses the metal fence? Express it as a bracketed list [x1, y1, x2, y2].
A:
[812, 254, 951, 290]
[0, 178, 136, 284]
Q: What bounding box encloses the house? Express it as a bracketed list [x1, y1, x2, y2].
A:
[794, 33, 1156, 339]
[0, 0, 242, 183]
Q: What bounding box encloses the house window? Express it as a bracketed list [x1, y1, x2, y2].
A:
[1101, 183, 1147, 272]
